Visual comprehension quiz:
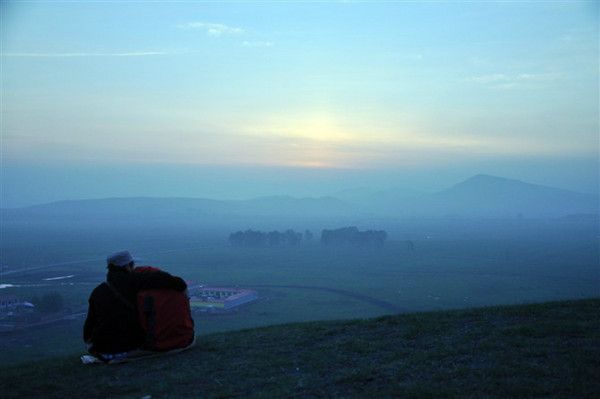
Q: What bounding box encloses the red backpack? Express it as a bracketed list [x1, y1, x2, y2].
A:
[134, 266, 195, 351]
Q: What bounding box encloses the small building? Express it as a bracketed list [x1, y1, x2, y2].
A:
[0, 294, 19, 312]
[188, 286, 258, 312]
[0, 294, 34, 317]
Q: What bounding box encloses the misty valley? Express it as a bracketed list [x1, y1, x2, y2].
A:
[1, 201, 598, 366]
[2, 2, 598, 395]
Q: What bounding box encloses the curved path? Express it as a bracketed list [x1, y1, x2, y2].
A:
[248, 284, 406, 313]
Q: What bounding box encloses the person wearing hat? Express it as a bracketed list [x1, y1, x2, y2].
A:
[83, 250, 187, 356]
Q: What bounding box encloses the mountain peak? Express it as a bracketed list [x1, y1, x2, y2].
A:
[444, 174, 560, 196]
[461, 174, 522, 185]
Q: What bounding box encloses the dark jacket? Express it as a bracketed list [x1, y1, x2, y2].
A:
[83, 267, 186, 354]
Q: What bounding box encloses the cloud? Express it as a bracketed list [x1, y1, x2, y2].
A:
[1, 51, 174, 57]
[242, 41, 274, 48]
[466, 72, 562, 89]
[466, 74, 509, 84]
[516, 73, 561, 81]
[178, 22, 244, 36]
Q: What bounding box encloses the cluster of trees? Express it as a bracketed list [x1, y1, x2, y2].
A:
[229, 229, 313, 247]
[321, 226, 387, 247]
[228, 226, 387, 247]
[31, 292, 64, 314]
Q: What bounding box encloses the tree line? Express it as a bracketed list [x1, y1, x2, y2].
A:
[228, 226, 387, 247]
[229, 229, 312, 247]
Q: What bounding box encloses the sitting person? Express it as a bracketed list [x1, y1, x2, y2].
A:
[83, 250, 188, 359]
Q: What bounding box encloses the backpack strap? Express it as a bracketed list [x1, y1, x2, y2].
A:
[104, 281, 135, 311]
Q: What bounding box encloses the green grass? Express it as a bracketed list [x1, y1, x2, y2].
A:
[1, 298, 599, 398]
[2, 237, 598, 366]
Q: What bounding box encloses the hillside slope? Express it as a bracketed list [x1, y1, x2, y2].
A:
[2, 299, 599, 398]
[0, 195, 355, 221]
[3, 174, 597, 222]
[336, 174, 598, 218]
[426, 174, 598, 218]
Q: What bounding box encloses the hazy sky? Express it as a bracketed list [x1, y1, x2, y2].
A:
[1, 1, 598, 206]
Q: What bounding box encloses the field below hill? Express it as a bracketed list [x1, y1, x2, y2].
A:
[1, 298, 598, 398]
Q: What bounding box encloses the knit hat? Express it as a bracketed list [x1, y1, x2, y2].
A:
[106, 250, 135, 268]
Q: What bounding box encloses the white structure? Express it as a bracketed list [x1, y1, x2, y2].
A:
[188, 285, 258, 311]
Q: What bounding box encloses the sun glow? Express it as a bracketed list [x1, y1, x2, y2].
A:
[254, 112, 360, 143]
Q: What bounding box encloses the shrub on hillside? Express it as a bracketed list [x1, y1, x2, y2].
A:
[31, 292, 64, 314]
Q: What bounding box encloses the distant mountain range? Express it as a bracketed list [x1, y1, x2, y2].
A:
[348, 174, 598, 218]
[2, 174, 597, 221]
[423, 174, 597, 218]
[1, 195, 354, 221]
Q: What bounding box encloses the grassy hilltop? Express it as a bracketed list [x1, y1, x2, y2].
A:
[1, 299, 599, 398]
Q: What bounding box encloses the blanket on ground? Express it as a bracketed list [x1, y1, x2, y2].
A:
[81, 338, 195, 364]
